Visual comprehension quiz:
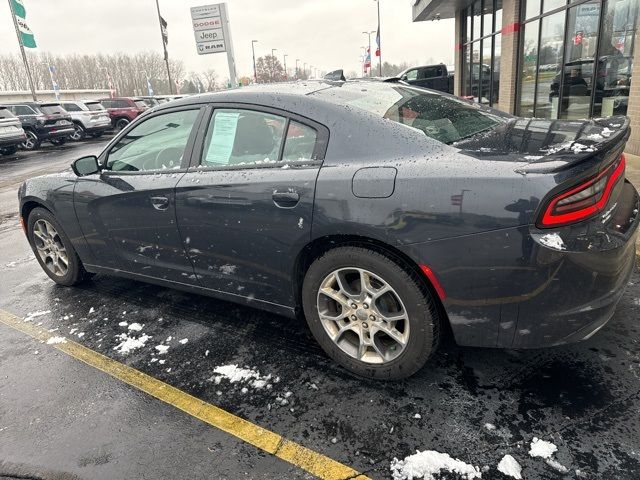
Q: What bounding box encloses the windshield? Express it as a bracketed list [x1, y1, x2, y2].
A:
[312, 83, 509, 144]
[85, 102, 105, 111]
[40, 105, 66, 115]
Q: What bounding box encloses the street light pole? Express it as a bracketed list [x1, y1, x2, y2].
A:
[375, 0, 382, 76]
[295, 59, 300, 79]
[303, 62, 307, 79]
[283, 54, 288, 80]
[251, 40, 258, 83]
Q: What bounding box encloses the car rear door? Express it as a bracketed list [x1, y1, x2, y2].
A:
[175, 105, 329, 307]
[73, 105, 207, 282]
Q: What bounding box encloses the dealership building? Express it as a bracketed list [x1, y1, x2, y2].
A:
[412, 0, 640, 154]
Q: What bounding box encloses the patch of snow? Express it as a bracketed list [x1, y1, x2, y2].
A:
[211, 364, 272, 390]
[529, 438, 557, 459]
[484, 423, 496, 431]
[497, 455, 522, 479]
[298, 217, 304, 229]
[118, 321, 128, 327]
[179, 338, 188, 345]
[524, 155, 543, 161]
[414, 413, 422, 419]
[539, 233, 566, 251]
[114, 333, 151, 354]
[46, 336, 67, 345]
[390, 450, 481, 480]
[155, 345, 170, 354]
[24, 310, 51, 322]
[89, 307, 95, 314]
[219, 264, 237, 275]
[128, 322, 143, 331]
[546, 458, 569, 473]
[205, 350, 210, 357]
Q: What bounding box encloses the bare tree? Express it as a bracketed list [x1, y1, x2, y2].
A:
[201, 68, 218, 91]
[256, 55, 285, 83]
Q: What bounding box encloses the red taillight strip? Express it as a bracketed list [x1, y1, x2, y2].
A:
[540, 155, 626, 227]
[419, 264, 447, 301]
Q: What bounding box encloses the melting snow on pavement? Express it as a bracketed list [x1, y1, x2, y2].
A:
[529, 437, 568, 473]
[46, 336, 67, 345]
[211, 364, 274, 390]
[390, 450, 481, 480]
[24, 310, 51, 322]
[497, 455, 522, 479]
[114, 333, 151, 354]
[539, 233, 566, 251]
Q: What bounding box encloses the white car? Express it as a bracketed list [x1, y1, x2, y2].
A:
[60, 100, 112, 141]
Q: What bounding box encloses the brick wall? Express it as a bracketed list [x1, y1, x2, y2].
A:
[497, 0, 519, 114]
[625, 30, 640, 155]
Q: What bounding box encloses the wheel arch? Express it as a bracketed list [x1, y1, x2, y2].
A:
[292, 234, 450, 330]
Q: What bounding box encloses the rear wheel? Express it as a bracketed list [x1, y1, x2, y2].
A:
[50, 138, 66, 146]
[28, 208, 90, 286]
[69, 123, 85, 141]
[0, 145, 18, 156]
[115, 118, 130, 130]
[20, 130, 40, 150]
[302, 246, 440, 380]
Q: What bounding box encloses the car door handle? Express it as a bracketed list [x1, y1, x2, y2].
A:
[272, 190, 300, 208]
[150, 196, 170, 211]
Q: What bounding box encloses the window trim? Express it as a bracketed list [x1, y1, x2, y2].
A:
[97, 105, 207, 176]
[188, 102, 329, 172]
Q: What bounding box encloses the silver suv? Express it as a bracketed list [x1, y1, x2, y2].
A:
[60, 100, 111, 141]
[0, 107, 27, 156]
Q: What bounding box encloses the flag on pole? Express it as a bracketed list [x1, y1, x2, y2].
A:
[147, 78, 154, 96]
[160, 15, 168, 46]
[364, 47, 371, 70]
[11, 0, 37, 48]
[375, 27, 381, 57]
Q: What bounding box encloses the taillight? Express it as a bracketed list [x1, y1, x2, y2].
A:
[539, 154, 626, 227]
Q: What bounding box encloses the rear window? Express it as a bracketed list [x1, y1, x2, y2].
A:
[0, 108, 15, 119]
[40, 105, 66, 115]
[61, 103, 81, 112]
[312, 83, 509, 144]
[85, 102, 105, 111]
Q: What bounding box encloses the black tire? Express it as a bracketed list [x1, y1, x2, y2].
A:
[50, 137, 66, 146]
[302, 246, 440, 380]
[27, 207, 90, 286]
[0, 145, 18, 156]
[115, 118, 130, 130]
[20, 130, 41, 150]
[69, 123, 85, 141]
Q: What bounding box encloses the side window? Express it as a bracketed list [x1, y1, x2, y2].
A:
[115, 100, 130, 108]
[200, 109, 286, 167]
[15, 105, 34, 115]
[405, 69, 418, 81]
[101, 100, 113, 108]
[282, 121, 317, 162]
[106, 109, 199, 172]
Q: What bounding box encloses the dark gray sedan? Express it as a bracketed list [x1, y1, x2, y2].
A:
[19, 81, 639, 379]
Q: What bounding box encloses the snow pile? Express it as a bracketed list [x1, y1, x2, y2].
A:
[390, 450, 481, 480]
[114, 333, 151, 354]
[211, 364, 273, 389]
[539, 233, 566, 251]
[46, 336, 67, 345]
[219, 264, 237, 275]
[128, 323, 143, 331]
[497, 455, 522, 479]
[298, 217, 304, 229]
[155, 344, 170, 354]
[529, 438, 568, 473]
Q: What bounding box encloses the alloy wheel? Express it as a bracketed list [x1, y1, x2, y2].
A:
[69, 124, 84, 141]
[316, 267, 410, 364]
[21, 131, 38, 150]
[32, 219, 69, 277]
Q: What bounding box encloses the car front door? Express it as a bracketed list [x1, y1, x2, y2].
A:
[73, 106, 206, 283]
[175, 105, 328, 307]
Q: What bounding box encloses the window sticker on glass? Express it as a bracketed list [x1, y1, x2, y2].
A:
[205, 111, 241, 165]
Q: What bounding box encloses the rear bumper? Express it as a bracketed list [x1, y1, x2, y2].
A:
[399, 180, 639, 349]
[36, 126, 75, 139]
[0, 132, 27, 147]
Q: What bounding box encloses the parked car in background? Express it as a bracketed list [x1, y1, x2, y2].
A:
[99, 97, 148, 130]
[397, 63, 454, 94]
[60, 100, 111, 141]
[2, 102, 74, 151]
[0, 106, 27, 156]
[138, 96, 162, 108]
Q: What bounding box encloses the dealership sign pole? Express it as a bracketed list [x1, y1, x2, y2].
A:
[191, 3, 237, 88]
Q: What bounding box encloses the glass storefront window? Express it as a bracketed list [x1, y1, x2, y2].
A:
[519, 19, 540, 116]
[473, 0, 482, 39]
[480, 38, 493, 103]
[536, 10, 566, 118]
[525, 0, 542, 19]
[483, 0, 494, 33]
[559, 0, 601, 118]
[544, 0, 566, 12]
[592, 0, 638, 117]
[495, 0, 503, 31]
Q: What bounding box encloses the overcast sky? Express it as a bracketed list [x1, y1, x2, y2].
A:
[0, 0, 454, 79]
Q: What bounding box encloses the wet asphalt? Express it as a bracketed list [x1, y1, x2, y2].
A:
[1, 142, 640, 479]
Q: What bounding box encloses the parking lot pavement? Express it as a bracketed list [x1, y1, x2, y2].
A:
[1, 150, 640, 479]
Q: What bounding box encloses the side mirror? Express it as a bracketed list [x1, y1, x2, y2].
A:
[72, 155, 100, 177]
[401, 75, 408, 81]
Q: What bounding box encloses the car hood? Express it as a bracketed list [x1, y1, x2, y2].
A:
[453, 115, 630, 173]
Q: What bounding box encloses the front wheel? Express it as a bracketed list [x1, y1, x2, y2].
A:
[115, 118, 130, 130]
[0, 145, 18, 156]
[302, 246, 440, 380]
[20, 130, 40, 150]
[28, 208, 90, 286]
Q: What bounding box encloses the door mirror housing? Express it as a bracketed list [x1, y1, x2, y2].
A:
[400, 74, 408, 81]
[72, 155, 100, 176]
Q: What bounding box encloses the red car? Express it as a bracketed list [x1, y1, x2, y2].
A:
[98, 97, 148, 130]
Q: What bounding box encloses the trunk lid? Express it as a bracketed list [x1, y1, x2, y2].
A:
[453, 115, 630, 173]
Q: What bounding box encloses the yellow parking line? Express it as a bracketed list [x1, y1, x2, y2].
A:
[0, 309, 370, 480]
